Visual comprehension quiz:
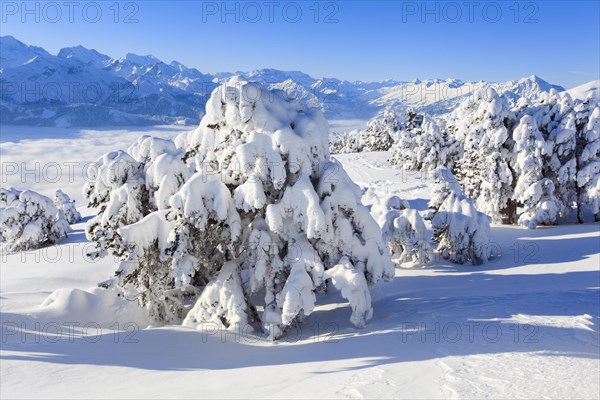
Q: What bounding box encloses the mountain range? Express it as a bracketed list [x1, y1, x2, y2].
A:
[2, 35, 594, 128]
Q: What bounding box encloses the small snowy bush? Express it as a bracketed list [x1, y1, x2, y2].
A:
[0, 188, 70, 251]
[330, 130, 363, 154]
[329, 110, 404, 154]
[428, 168, 495, 265]
[360, 110, 402, 151]
[390, 112, 457, 172]
[371, 195, 431, 265]
[54, 189, 81, 224]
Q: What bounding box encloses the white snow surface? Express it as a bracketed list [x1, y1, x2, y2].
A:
[1, 133, 599, 398]
[566, 80, 599, 102]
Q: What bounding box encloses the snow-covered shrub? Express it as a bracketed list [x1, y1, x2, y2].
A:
[371, 195, 430, 265]
[360, 110, 402, 151]
[98, 78, 394, 338]
[390, 113, 458, 172]
[0, 189, 70, 251]
[427, 167, 464, 215]
[428, 168, 494, 265]
[54, 189, 81, 224]
[329, 130, 363, 154]
[329, 110, 404, 154]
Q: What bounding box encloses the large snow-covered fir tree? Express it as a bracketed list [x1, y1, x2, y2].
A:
[512, 115, 560, 228]
[514, 90, 577, 222]
[575, 100, 600, 222]
[449, 88, 517, 223]
[94, 78, 394, 338]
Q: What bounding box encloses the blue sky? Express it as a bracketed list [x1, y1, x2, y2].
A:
[2, 1, 599, 88]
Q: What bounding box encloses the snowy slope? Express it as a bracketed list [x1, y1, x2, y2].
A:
[1, 36, 567, 128]
[566, 80, 599, 101]
[1, 134, 598, 398]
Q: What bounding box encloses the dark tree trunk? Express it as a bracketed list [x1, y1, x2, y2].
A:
[575, 119, 586, 224]
[501, 201, 516, 225]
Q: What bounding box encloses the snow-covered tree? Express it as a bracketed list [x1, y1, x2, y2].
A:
[518, 90, 578, 218]
[513, 115, 560, 228]
[390, 113, 458, 172]
[360, 109, 402, 151]
[330, 129, 363, 154]
[330, 110, 412, 154]
[575, 101, 600, 222]
[428, 168, 495, 265]
[98, 78, 394, 338]
[371, 195, 430, 265]
[450, 88, 517, 223]
[547, 94, 578, 218]
[0, 189, 70, 251]
[389, 109, 423, 169]
[54, 189, 81, 224]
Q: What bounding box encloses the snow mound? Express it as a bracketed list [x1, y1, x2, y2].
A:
[39, 287, 148, 327]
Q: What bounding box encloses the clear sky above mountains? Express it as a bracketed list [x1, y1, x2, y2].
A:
[2, 1, 598, 88]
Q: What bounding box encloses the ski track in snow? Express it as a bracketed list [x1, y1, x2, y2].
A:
[1, 134, 599, 399]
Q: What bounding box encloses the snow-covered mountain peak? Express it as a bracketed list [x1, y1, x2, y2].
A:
[57, 45, 110, 65]
[116, 53, 161, 67]
[0, 35, 51, 69]
[0, 36, 577, 127]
